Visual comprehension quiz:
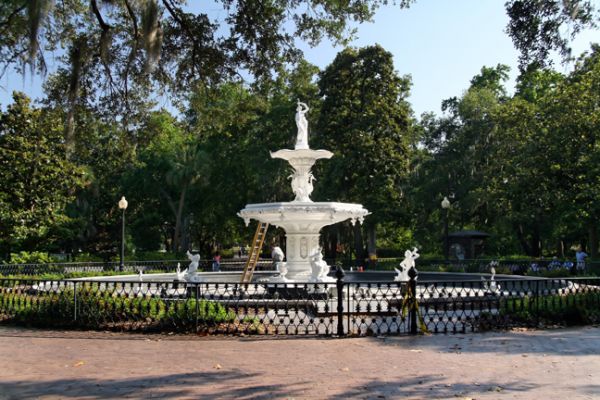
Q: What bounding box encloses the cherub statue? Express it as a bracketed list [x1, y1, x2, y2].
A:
[271, 246, 285, 262]
[186, 250, 200, 274]
[395, 248, 419, 282]
[295, 100, 310, 149]
[309, 248, 330, 281]
[400, 247, 420, 271]
[394, 266, 409, 282]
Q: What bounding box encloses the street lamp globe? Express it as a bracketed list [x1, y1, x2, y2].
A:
[118, 196, 128, 210]
[441, 196, 451, 263]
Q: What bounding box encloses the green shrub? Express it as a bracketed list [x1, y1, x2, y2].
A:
[72, 253, 104, 262]
[0, 283, 235, 332]
[6, 251, 56, 264]
[499, 291, 600, 326]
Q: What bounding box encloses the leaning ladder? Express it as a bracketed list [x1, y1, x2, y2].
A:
[240, 222, 269, 283]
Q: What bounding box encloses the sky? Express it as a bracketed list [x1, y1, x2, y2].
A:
[0, 1, 597, 117]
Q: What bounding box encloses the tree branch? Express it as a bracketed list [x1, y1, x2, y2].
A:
[122, 0, 140, 119]
[0, 2, 27, 31]
[90, 0, 110, 31]
[161, 0, 199, 77]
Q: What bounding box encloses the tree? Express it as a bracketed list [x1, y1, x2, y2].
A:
[315, 45, 413, 259]
[125, 111, 209, 252]
[184, 61, 323, 253]
[0, 92, 84, 255]
[505, 0, 598, 70]
[410, 65, 511, 255]
[0, 0, 414, 141]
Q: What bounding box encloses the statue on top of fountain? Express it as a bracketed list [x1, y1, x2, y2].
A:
[295, 100, 310, 150]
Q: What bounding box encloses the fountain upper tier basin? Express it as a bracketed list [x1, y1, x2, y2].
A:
[238, 201, 370, 230]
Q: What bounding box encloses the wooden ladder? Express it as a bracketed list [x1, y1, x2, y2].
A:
[240, 222, 269, 283]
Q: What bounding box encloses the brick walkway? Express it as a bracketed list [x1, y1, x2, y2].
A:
[1, 326, 599, 399]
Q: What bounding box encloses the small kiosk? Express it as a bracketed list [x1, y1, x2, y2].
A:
[448, 230, 490, 260]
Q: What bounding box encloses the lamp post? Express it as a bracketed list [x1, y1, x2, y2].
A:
[441, 196, 451, 264]
[118, 196, 128, 271]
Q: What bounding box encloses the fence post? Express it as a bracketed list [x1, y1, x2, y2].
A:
[73, 281, 78, 321]
[408, 267, 418, 335]
[195, 283, 199, 332]
[335, 266, 346, 337]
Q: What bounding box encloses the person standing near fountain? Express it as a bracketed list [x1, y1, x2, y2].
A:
[295, 100, 310, 149]
[212, 251, 221, 272]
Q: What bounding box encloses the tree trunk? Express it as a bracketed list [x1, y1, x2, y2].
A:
[367, 223, 376, 256]
[180, 214, 191, 252]
[367, 223, 377, 269]
[322, 226, 338, 259]
[589, 222, 598, 258]
[353, 223, 365, 267]
[515, 223, 532, 256]
[172, 186, 187, 252]
[558, 239, 565, 258]
[529, 225, 541, 257]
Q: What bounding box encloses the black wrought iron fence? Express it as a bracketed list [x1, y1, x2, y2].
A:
[342, 257, 600, 275]
[1, 273, 599, 336]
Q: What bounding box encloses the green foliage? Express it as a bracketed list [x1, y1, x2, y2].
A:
[72, 253, 104, 262]
[124, 111, 210, 252]
[0, 0, 412, 128]
[0, 93, 85, 255]
[315, 45, 414, 258]
[6, 251, 55, 264]
[505, 0, 597, 70]
[0, 284, 236, 331]
[500, 291, 600, 326]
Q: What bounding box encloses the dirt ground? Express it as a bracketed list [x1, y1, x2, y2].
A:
[0, 325, 599, 399]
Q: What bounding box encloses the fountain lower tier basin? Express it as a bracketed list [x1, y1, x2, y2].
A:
[238, 201, 369, 230]
[238, 202, 369, 280]
[75, 271, 536, 283]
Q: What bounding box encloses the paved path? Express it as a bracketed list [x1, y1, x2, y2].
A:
[1, 326, 599, 399]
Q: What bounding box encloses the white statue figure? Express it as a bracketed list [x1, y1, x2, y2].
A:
[175, 262, 186, 281]
[309, 248, 330, 281]
[276, 261, 288, 279]
[482, 276, 501, 295]
[182, 251, 203, 282]
[394, 266, 409, 282]
[138, 269, 143, 282]
[395, 248, 419, 282]
[290, 172, 315, 202]
[482, 262, 501, 295]
[186, 250, 200, 274]
[271, 246, 285, 262]
[295, 100, 310, 149]
[400, 247, 420, 271]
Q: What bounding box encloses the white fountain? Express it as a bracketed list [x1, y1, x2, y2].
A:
[238, 101, 370, 282]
